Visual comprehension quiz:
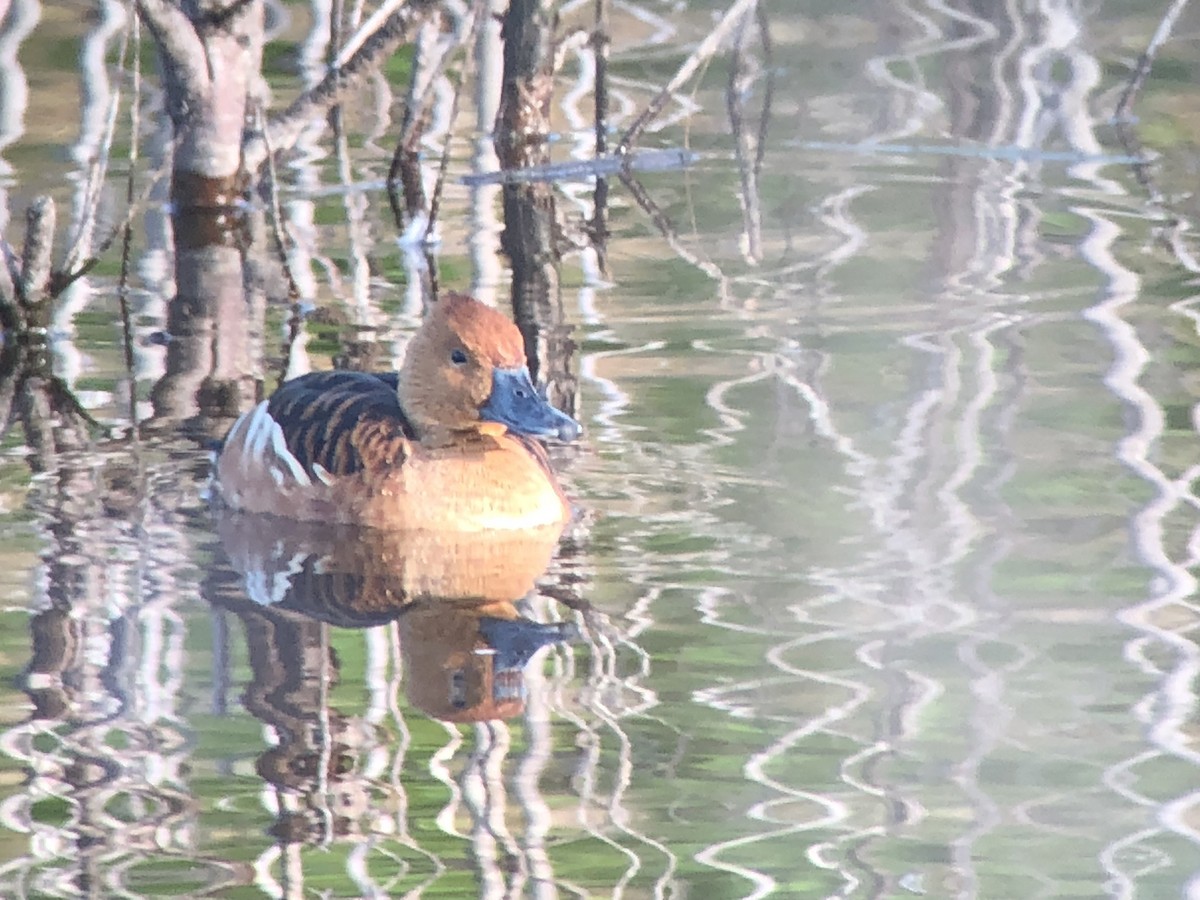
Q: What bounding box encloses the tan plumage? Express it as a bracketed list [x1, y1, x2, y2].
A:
[213, 293, 579, 531]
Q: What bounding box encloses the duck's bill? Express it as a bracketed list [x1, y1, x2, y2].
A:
[481, 366, 582, 441]
[479, 616, 577, 672]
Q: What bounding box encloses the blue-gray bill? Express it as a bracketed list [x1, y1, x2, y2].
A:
[481, 366, 581, 441]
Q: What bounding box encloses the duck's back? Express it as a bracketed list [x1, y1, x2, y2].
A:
[213, 370, 570, 531]
[261, 370, 415, 474]
[215, 371, 417, 520]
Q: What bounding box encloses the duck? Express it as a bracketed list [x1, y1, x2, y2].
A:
[213, 292, 581, 531]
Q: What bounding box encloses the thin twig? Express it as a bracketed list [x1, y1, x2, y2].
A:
[330, 0, 346, 136]
[51, 158, 172, 296]
[618, 169, 727, 287]
[48, 375, 103, 433]
[260, 107, 296, 288]
[0, 342, 22, 439]
[754, 1, 773, 178]
[0, 228, 18, 326]
[726, 11, 762, 264]
[1115, 123, 1200, 273]
[259, 104, 306, 384]
[592, 0, 608, 159]
[618, 0, 759, 154]
[62, 6, 132, 277]
[426, 6, 481, 240]
[117, 8, 142, 434]
[387, 13, 441, 227]
[588, 0, 610, 271]
[387, 104, 433, 231]
[1115, 0, 1192, 122]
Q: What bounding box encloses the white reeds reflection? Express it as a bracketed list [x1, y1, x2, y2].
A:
[466, 0, 505, 303]
[1083, 206, 1200, 895]
[3, 0, 1200, 896]
[0, 463, 223, 897]
[0, 0, 38, 180]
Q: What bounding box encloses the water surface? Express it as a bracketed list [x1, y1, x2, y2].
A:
[2, 2, 1200, 898]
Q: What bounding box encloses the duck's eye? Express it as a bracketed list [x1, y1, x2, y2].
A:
[450, 348, 468, 366]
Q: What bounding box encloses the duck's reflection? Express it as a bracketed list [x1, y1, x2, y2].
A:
[214, 514, 575, 719]
[208, 515, 578, 844]
[399, 600, 574, 722]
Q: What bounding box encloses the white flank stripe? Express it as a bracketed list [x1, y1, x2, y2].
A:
[244, 402, 275, 460]
[234, 400, 313, 488]
[225, 410, 250, 447]
[269, 420, 312, 486]
[311, 462, 335, 486]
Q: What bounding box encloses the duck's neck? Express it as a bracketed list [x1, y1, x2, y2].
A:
[413, 421, 508, 448]
[396, 386, 453, 444]
[398, 372, 511, 446]
[395, 382, 507, 445]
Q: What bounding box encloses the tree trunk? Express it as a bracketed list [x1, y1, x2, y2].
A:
[496, 0, 577, 417]
[138, 0, 266, 207]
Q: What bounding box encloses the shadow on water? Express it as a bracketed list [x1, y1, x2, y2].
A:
[6, 1, 1200, 898]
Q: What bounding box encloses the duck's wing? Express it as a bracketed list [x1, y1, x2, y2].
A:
[218, 371, 417, 497]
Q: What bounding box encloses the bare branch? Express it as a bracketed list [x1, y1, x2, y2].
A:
[618, 0, 759, 154]
[19, 197, 55, 308]
[1115, 0, 1192, 122]
[135, 0, 210, 99]
[246, 0, 441, 171]
[117, 9, 144, 435]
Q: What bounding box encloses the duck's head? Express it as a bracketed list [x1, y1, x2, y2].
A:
[399, 292, 581, 441]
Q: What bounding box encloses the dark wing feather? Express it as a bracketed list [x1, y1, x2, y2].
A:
[266, 371, 416, 478]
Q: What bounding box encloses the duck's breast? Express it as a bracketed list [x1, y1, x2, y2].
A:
[354, 432, 570, 531]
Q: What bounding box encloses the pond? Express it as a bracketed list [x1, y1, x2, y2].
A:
[2, 1, 1200, 897]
